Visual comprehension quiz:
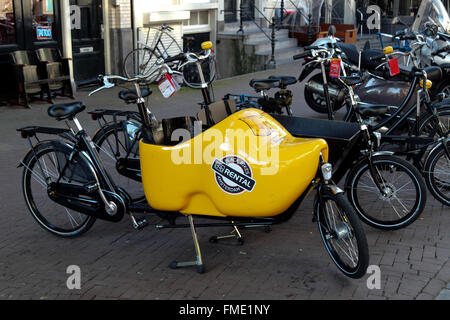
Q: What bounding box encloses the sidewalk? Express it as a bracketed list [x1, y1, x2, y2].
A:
[0, 62, 449, 300]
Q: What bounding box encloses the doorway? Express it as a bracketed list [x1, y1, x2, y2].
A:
[241, 0, 255, 22]
[0, 0, 62, 101]
[70, 0, 104, 85]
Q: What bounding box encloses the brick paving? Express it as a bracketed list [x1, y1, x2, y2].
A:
[0, 62, 449, 300]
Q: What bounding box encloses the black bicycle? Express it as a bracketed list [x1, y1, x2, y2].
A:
[293, 44, 450, 207]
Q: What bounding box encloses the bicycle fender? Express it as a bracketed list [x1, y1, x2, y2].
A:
[18, 140, 70, 168]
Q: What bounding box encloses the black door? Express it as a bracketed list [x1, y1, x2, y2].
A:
[224, 0, 237, 23]
[241, 0, 255, 21]
[70, 0, 104, 85]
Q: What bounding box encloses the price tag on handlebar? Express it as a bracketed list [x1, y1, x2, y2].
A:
[329, 58, 341, 78]
[158, 73, 180, 98]
[388, 57, 400, 76]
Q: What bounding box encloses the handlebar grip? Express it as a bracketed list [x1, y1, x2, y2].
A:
[304, 46, 323, 50]
[395, 33, 416, 41]
[294, 51, 312, 60]
[164, 53, 186, 63]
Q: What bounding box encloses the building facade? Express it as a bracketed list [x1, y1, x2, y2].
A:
[0, 0, 448, 100]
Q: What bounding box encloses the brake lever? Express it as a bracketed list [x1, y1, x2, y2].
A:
[88, 77, 115, 96]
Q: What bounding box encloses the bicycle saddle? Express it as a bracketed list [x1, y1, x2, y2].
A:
[356, 104, 389, 117]
[249, 79, 280, 91]
[48, 102, 86, 120]
[423, 66, 443, 82]
[119, 88, 152, 104]
[268, 76, 297, 87]
[337, 42, 360, 66]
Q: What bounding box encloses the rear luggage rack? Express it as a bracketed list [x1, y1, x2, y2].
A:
[88, 109, 141, 121]
[17, 126, 71, 138]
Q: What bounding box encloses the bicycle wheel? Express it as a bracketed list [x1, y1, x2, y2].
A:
[123, 47, 160, 78]
[346, 155, 426, 230]
[92, 121, 145, 202]
[22, 141, 96, 237]
[316, 193, 369, 279]
[304, 73, 344, 114]
[416, 106, 450, 138]
[424, 141, 450, 206]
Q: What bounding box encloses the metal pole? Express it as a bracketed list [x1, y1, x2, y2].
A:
[60, 0, 76, 93]
[238, 0, 244, 33]
[268, 17, 276, 68]
[307, 13, 312, 44]
[102, 0, 111, 74]
[280, 0, 285, 26]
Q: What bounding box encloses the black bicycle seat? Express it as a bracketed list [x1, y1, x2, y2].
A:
[268, 76, 297, 87]
[424, 66, 443, 82]
[48, 102, 86, 120]
[118, 88, 152, 104]
[356, 104, 389, 117]
[249, 79, 280, 91]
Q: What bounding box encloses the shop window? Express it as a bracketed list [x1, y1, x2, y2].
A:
[0, 0, 15, 45]
[31, 0, 56, 41]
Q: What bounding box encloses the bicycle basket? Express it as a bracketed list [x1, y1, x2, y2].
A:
[182, 54, 216, 89]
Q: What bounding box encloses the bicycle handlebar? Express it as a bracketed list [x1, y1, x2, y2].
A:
[294, 46, 330, 61]
[89, 48, 213, 96]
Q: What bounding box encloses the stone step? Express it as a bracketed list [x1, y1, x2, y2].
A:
[218, 28, 290, 42]
[245, 37, 298, 52]
[255, 46, 303, 62]
[275, 56, 303, 66]
[223, 21, 263, 32]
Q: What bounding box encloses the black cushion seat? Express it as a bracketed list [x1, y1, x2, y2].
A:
[249, 79, 280, 91]
[356, 104, 389, 117]
[424, 66, 443, 82]
[268, 76, 297, 87]
[118, 88, 152, 103]
[48, 102, 85, 120]
[337, 43, 360, 66]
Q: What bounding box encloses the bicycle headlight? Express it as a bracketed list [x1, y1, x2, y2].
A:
[321, 163, 333, 181]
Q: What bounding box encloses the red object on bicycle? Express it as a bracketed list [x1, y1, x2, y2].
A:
[388, 58, 400, 76]
[329, 59, 341, 78]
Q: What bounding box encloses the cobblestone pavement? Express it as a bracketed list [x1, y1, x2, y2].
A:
[0, 62, 449, 300]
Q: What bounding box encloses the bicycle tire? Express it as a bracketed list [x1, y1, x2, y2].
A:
[22, 140, 96, 237]
[416, 105, 450, 138]
[346, 155, 426, 230]
[91, 121, 145, 202]
[423, 141, 450, 206]
[316, 192, 369, 279]
[123, 47, 160, 78]
[304, 73, 344, 114]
